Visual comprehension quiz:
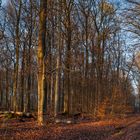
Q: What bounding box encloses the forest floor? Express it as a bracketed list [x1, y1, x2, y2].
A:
[0, 113, 140, 140]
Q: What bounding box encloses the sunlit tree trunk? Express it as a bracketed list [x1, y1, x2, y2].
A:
[54, 50, 60, 116]
[37, 0, 47, 125]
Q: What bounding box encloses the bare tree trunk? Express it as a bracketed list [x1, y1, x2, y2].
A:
[13, 0, 22, 112]
[54, 0, 62, 117]
[5, 67, 9, 110]
[0, 70, 2, 108]
[54, 51, 60, 116]
[63, 0, 73, 114]
[21, 45, 26, 112]
[37, 0, 47, 126]
[26, 44, 31, 113]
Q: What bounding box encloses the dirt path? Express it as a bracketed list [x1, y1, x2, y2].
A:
[0, 115, 140, 140]
[107, 117, 140, 140]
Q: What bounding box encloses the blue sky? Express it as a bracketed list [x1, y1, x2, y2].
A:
[1, 0, 7, 5]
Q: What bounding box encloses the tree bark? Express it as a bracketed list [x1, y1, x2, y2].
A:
[13, 0, 22, 112]
[37, 0, 47, 126]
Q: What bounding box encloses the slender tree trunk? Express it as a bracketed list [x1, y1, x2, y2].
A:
[54, 51, 60, 116]
[5, 67, 9, 110]
[26, 46, 31, 112]
[0, 70, 2, 108]
[21, 45, 26, 112]
[13, 0, 22, 112]
[54, 0, 62, 117]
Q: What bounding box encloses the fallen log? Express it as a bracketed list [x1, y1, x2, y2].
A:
[0, 111, 36, 119]
[55, 118, 74, 124]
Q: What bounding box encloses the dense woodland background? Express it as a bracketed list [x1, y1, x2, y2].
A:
[0, 0, 140, 125]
